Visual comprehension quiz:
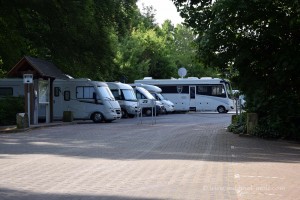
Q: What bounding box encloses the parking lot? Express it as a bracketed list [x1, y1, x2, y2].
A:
[0, 113, 299, 200]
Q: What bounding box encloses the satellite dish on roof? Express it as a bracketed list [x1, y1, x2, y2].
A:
[178, 67, 187, 78]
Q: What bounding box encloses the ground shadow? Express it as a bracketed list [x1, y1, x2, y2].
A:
[0, 113, 299, 164]
[0, 187, 160, 200]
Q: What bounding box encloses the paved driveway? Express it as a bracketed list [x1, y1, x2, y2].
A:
[0, 113, 299, 200]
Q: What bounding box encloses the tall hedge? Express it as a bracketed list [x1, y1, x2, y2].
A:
[0, 96, 24, 126]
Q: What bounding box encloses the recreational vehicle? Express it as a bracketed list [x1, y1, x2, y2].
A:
[135, 77, 234, 113]
[0, 78, 25, 97]
[52, 79, 121, 122]
[130, 85, 165, 116]
[135, 83, 175, 113]
[0, 78, 122, 122]
[106, 82, 140, 118]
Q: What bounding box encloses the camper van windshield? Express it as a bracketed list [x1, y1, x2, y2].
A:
[122, 89, 137, 101]
[138, 87, 155, 99]
[225, 82, 233, 99]
[97, 86, 115, 100]
[155, 93, 165, 100]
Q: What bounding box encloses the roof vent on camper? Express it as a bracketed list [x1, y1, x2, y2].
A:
[65, 74, 74, 79]
[143, 77, 152, 80]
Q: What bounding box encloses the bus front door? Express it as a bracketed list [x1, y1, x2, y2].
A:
[189, 86, 196, 111]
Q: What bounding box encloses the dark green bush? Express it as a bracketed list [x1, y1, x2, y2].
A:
[0, 96, 25, 125]
[227, 112, 247, 134]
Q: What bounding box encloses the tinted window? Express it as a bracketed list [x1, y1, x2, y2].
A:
[110, 89, 121, 100]
[197, 84, 226, 98]
[159, 85, 189, 94]
[76, 86, 95, 99]
[54, 87, 60, 97]
[0, 87, 13, 96]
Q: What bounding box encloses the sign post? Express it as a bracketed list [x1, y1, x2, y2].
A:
[23, 74, 33, 126]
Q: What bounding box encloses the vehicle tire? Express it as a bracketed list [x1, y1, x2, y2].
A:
[121, 109, 128, 118]
[128, 114, 135, 118]
[145, 108, 152, 116]
[217, 106, 226, 113]
[92, 112, 103, 123]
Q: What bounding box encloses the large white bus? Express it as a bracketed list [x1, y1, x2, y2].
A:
[135, 77, 234, 113]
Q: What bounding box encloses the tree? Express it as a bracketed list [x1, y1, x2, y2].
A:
[0, 0, 138, 80]
[114, 4, 218, 83]
[172, 0, 300, 138]
[170, 23, 218, 77]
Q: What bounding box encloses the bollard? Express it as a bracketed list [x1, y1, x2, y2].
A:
[16, 113, 29, 129]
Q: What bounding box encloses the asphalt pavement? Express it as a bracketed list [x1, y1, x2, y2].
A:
[0, 112, 299, 200]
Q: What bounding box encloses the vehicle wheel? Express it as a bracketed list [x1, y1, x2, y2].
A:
[217, 106, 226, 113]
[92, 112, 103, 123]
[145, 108, 152, 116]
[121, 109, 128, 118]
[163, 108, 167, 114]
[128, 114, 135, 118]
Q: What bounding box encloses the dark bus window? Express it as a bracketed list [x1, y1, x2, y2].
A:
[197, 84, 226, 98]
[0, 87, 13, 96]
[160, 85, 189, 94]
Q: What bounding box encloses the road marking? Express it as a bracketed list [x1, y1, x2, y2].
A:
[234, 174, 240, 178]
[239, 175, 285, 179]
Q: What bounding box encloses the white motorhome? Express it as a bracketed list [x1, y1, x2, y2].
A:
[0, 78, 25, 97]
[135, 83, 175, 113]
[52, 79, 121, 122]
[130, 85, 165, 116]
[0, 78, 122, 122]
[135, 77, 234, 113]
[106, 82, 139, 118]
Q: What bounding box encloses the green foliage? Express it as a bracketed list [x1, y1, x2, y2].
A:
[0, 57, 6, 78]
[115, 14, 219, 83]
[173, 0, 300, 139]
[0, 0, 138, 81]
[0, 0, 218, 84]
[227, 113, 246, 134]
[0, 96, 24, 126]
[253, 117, 281, 139]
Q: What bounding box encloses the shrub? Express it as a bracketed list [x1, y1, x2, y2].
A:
[0, 96, 25, 125]
[227, 112, 246, 134]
